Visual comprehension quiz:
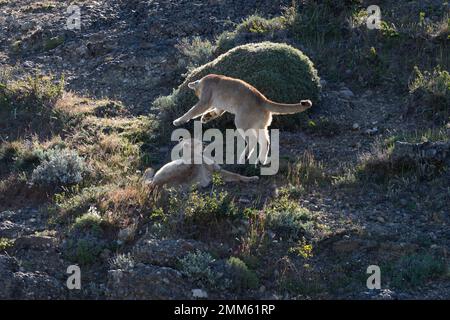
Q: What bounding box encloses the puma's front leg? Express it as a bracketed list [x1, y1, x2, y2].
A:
[220, 169, 259, 183]
[173, 101, 210, 126]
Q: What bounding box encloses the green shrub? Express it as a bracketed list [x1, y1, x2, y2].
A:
[409, 66, 450, 121]
[179, 250, 218, 286]
[72, 206, 103, 234]
[52, 185, 109, 221]
[154, 42, 321, 134]
[0, 73, 64, 111]
[0, 140, 45, 172]
[0, 73, 65, 137]
[64, 236, 107, 265]
[43, 35, 65, 51]
[226, 257, 259, 290]
[216, 15, 288, 54]
[31, 148, 88, 187]
[288, 151, 328, 187]
[265, 195, 316, 241]
[63, 206, 112, 265]
[165, 189, 238, 240]
[0, 238, 14, 251]
[386, 253, 448, 289]
[176, 36, 214, 73]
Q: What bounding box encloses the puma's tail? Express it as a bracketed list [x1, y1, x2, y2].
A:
[263, 99, 312, 115]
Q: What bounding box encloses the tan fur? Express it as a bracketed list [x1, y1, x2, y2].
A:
[173, 74, 312, 164]
[142, 139, 258, 191]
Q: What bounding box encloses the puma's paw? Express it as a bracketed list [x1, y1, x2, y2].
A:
[301, 100, 313, 108]
[200, 115, 210, 123]
[173, 118, 184, 126]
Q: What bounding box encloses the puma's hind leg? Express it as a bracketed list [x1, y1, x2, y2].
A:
[238, 129, 258, 164]
[201, 108, 225, 124]
[258, 129, 270, 165]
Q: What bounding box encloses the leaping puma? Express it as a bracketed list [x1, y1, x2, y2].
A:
[172, 74, 312, 164]
[142, 138, 258, 190]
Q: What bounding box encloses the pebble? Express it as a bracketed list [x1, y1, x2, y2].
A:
[339, 88, 355, 99]
[192, 289, 208, 299]
[365, 127, 379, 135]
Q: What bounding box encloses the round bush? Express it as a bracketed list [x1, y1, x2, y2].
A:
[154, 41, 321, 133]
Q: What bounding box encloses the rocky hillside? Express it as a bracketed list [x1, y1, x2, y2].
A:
[1, 0, 449, 300]
[0, 0, 290, 111]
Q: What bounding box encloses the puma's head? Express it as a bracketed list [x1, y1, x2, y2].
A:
[188, 80, 201, 97]
[177, 138, 204, 163]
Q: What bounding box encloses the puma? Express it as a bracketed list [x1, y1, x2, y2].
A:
[172, 74, 312, 164]
[142, 138, 258, 190]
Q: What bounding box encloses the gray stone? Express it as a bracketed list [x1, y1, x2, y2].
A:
[133, 237, 206, 268]
[106, 265, 190, 299]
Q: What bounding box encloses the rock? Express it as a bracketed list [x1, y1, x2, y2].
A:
[0, 254, 65, 299]
[364, 127, 378, 135]
[13, 271, 66, 299]
[352, 123, 360, 130]
[376, 216, 385, 223]
[0, 255, 21, 299]
[238, 197, 251, 204]
[391, 141, 450, 164]
[332, 239, 361, 253]
[0, 220, 30, 238]
[106, 265, 190, 299]
[118, 223, 138, 243]
[339, 88, 355, 99]
[13, 235, 56, 251]
[192, 288, 208, 299]
[133, 237, 206, 268]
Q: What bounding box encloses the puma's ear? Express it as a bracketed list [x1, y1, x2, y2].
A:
[188, 81, 199, 89]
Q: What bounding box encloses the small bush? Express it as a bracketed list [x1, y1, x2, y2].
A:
[63, 206, 112, 265]
[265, 195, 315, 241]
[53, 185, 109, 221]
[356, 133, 448, 184]
[386, 253, 448, 289]
[72, 206, 103, 234]
[165, 189, 239, 240]
[179, 250, 218, 286]
[64, 236, 108, 265]
[154, 42, 321, 133]
[288, 151, 328, 187]
[0, 140, 44, 172]
[31, 148, 88, 187]
[176, 36, 214, 73]
[216, 15, 287, 54]
[409, 66, 450, 121]
[109, 253, 135, 271]
[0, 73, 64, 111]
[0, 238, 14, 251]
[226, 257, 259, 290]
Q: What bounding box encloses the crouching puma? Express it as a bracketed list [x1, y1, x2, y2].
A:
[172, 74, 312, 164]
[142, 139, 258, 190]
